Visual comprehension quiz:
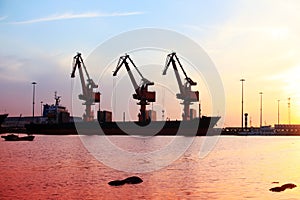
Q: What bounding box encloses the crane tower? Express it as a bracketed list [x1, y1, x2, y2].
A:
[71, 52, 100, 122]
[113, 54, 156, 123]
[163, 52, 199, 121]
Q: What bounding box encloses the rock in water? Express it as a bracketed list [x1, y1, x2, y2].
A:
[269, 186, 284, 192]
[108, 176, 143, 186]
[281, 183, 297, 190]
[108, 180, 125, 186]
[124, 176, 143, 184]
[269, 183, 297, 192]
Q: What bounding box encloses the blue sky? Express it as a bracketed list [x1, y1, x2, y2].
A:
[0, 0, 233, 52]
[1, 0, 300, 126]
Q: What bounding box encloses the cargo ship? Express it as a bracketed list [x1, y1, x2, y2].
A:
[25, 116, 220, 136]
[26, 52, 221, 136]
[25, 93, 220, 136]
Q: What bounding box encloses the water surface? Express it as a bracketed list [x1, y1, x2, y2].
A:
[1, 135, 300, 199]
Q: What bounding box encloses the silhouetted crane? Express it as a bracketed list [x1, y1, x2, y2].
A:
[163, 52, 199, 120]
[71, 52, 100, 122]
[113, 54, 156, 123]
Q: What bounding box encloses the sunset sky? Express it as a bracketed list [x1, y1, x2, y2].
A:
[1, 0, 300, 127]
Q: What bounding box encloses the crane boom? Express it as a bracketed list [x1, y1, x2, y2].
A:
[113, 55, 154, 89]
[113, 54, 139, 91]
[164, 53, 185, 95]
[72, 53, 88, 97]
[173, 54, 197, 86]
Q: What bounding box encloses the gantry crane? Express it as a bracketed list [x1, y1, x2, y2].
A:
[113, 54, 156, 123]
[71, 52, 100, 122]
[163, 52, 199, 121]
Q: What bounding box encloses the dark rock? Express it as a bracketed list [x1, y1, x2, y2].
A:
[108, 180, 125, 186]
[270, 186, 284, 192]
[108, 176, 143, 186]
[281, 183, 297, 190]
[269, 183, 297, 192]
[123, 176, 143, 184]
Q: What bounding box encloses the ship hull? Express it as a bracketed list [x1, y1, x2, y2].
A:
[25, 116, 220, 136]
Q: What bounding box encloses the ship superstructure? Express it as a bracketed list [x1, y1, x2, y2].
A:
[42, 92, 70, 124]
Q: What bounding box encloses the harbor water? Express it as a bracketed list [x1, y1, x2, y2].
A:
[1, 135, 300, 199]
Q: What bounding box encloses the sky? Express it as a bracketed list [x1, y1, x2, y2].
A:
[0, 0, 300, 127]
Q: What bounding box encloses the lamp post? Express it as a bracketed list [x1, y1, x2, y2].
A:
[288, 97, 291, 125]
[259, 92, 263, 127]
[277, 100, 280, 125]
[32, 82, 37, 121]
[240, 79, 245, 130]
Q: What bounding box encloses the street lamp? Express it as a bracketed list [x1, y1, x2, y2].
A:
[277, 100, 280, 125]
[288, 97, 291, 125]
[32, 82, 37, 121]
[240, 79, 245, 130]
[259, 92, 263, 127]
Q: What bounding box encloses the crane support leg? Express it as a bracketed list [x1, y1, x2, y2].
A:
[183, 101, 190, 121]
[139, 102, 147, 123]
[84, 104, 93, 122]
